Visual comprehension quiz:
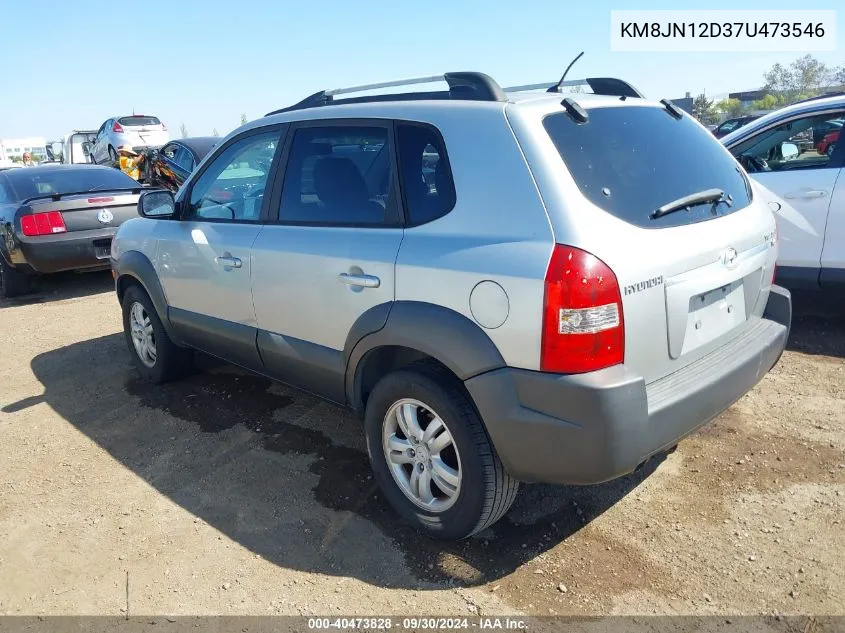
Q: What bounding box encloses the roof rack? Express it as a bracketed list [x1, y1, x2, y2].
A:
[503, 77, 644, 99]
[266, 72, 506, 116]
[265, 72, 644, 116]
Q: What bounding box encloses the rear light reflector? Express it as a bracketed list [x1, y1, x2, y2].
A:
[541, 245, 624, 374]
[21, 211, 67, 236]
[112, 121, 124, 133]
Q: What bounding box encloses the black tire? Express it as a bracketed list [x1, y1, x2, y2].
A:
[364, 361, 518, 540]
[121, 284, 192, 383]
[0, 257, 33, 298]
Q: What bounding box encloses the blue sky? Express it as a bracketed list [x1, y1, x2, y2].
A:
[1, 0, 842, 140]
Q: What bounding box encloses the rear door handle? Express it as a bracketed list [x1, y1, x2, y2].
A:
[784, 190, 828, 200]
[215, 255, 242, 269]
[338, 272, 380, 288]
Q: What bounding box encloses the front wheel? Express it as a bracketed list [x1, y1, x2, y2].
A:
[364, 362, 518, 539]
[122, 284, 192, 383]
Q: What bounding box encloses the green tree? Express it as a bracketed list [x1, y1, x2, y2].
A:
[750, 94, 779, 111]
[240, 113, 248, 125]
[763, 54, 833, 103]
[691, 93, 717, 124]
[180, 123, 189, 138]
[715, 97, 744, 118]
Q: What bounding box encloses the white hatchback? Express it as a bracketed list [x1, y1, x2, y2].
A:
[90, 115, 169, 165]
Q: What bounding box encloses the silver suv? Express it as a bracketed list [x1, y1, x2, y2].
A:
[111, 72, 792, 539]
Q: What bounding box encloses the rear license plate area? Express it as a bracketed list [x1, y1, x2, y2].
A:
[680, 280, 746, 356]
[93, 238, 112, 260]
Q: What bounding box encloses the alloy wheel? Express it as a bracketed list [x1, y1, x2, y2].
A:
[382, 398, 462, 512]
[129, 301, 157, 368]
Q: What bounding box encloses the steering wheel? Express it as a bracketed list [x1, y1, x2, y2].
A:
[739, 154, 770, 173]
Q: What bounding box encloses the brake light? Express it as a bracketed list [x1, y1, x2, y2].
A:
[112, 121, 124, 133]
[21, 211, 67, 237]
[541, 245, 624, 374]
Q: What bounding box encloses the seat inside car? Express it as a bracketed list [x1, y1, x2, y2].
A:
[313, 157, 385, 223]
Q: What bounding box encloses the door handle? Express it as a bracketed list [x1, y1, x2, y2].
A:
[784, 190, 828, 200]
[337, 272, 380, 288]
[215, 255, 242, 269]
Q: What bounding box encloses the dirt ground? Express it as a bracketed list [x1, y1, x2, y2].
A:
[0, 271, 843, 618]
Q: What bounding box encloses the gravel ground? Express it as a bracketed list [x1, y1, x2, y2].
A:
[0, 272, 842, 617]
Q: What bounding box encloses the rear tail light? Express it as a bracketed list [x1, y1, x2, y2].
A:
[21, 211, 67, 237]
[541, 245, 624, 374]
[112, 121, 124, 133]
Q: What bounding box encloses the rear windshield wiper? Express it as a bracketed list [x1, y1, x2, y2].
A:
[650, 188, 732, 219]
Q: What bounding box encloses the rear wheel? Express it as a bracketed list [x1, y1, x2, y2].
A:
[121, 284, 192, 383]
[0, 258, 33, 298]
[364, 362, 518, 539]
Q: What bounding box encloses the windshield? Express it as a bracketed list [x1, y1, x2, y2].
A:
[118, 116, 161, 127]
[543, 105, 752, 228]
[1, 168, 139, 202]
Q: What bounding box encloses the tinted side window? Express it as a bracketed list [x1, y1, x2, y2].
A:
[186, 131, 280, 222]
[543, 106, 752, 228]
[396, 123, 456, 226]
[278, 125, 395, 225]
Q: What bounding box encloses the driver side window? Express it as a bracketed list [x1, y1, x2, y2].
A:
[731, 111, 844, 172]
[185, 130, 281, 222]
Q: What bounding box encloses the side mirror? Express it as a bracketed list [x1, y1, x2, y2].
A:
[139, 190, 176, 218]
[780, 142, 799, 160]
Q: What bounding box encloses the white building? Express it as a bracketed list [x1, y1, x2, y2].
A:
[0, 137, 48, 161]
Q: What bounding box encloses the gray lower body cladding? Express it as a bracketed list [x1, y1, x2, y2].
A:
[465, 286, 791, 485]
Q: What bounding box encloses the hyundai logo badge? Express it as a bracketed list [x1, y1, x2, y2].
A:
[721, 247, 738, 269]
[97, 209, 114, 225]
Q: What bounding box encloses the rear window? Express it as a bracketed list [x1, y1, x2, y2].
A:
[543, 105, 752, 228]
[118, 116, 161, 127]
[2, 168, 138, 201]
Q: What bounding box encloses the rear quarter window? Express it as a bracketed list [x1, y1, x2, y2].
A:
[543, 105, 752, 228]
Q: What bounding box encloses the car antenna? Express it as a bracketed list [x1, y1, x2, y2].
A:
[548, 51, 585, 93]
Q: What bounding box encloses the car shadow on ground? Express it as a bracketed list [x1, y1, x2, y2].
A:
[16, 332, 663, 590]
[785, 290, 845, 359]
[0, 270, 113, 308]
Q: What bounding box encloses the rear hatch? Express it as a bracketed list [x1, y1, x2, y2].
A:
[524, 99, 778, 383]
[118, 115, 169, 148]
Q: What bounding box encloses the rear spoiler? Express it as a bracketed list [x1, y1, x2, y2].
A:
[22, 187, 146, 205]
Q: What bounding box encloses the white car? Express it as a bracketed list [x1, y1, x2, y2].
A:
[89, 115, 169, 165]
[722, 94, 845, 289]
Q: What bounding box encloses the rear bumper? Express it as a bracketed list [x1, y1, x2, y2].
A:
[14, 228, 117, 274]
[465, 286, 791, 485]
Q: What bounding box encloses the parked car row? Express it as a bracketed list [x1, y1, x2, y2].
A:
[109, 71, 791, 540]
